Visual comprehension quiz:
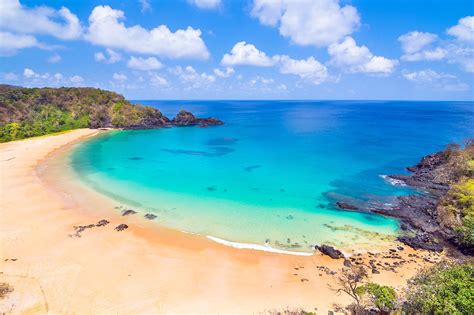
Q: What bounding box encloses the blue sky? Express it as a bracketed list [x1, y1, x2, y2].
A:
[0, 0, 473, 100]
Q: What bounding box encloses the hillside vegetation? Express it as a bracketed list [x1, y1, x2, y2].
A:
[0, 85, 169, 142]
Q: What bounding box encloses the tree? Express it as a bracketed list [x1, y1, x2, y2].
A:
[357, 283, 396, 314]
[332, 266, 368, 311]
[404, 262, 474, 315]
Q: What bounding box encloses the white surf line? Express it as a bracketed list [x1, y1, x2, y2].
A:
[206, 235, 313, 256]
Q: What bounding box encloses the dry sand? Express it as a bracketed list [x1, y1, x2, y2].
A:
[0, 129, 442, 314]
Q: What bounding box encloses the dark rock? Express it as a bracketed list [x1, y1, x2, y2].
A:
[144, 213, 157, 220]
[336, 202, 358, 211]
[122, 209, 137, 216]
[171, 110, 224, 127]
[371, 268, 380, 274]
[316, 245, 344, 259]
[397, 234, 443, 252]
[343, 259, 352, 267]
[115, 224, 128, 231]
[96, 219, 109, 227]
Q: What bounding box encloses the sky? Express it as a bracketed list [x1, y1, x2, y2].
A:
[0, 0, 473, 100]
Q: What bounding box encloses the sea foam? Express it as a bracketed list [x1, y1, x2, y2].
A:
[206, 236, 313, 256]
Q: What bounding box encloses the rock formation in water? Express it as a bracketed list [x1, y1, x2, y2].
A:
[171, 110, 224, 127]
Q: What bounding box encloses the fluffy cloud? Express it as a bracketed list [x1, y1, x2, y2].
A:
[398, 31, 438, 54]
[22, 68, 84, 86]
[251, 0, 360, 47]
[0, 0, 81, 40]
[0, 31, 38, 56]
[150, 74, 168, 87]
[170, 65, 216, 87]
[213, 67, 235, 78]
[85, 5, 209, 59]
[279, 55, 328, 84]
[112, 73, 127, 82]
[188, 0, 221, 10]
[127, 56, 163, 71]
[94, 48, 121, 64]
[328, 37, 398, 74]
[221, 41, 277, 67]
[447, 16, 474, 42]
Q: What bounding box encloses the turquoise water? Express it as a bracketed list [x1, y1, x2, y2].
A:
[70, 101, 474, 252]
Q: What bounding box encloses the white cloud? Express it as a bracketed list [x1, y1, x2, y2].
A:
[277, 83, 287, 91]
[139, 0, 152, 13]
[447, 16, 474, 42]
[170, 65, 216, 87]
[401, 47, 447, 61]
[0, 0, 81, 40]
[250, 76, 274, 85]
[402, 69, 455, 83]
[213, 67, 235, 77]
[398, 31, 438, 54]
[94, 48, 121, 64]
[127, 56, 163, 71]
[188, 0, 221, 10]
[251, 0, 360, 47]
[0, 31, 38, 56]
[279, 55, 328, 84]
[85, 5, 209, 59]
[23, 68, 38, 79]
[221, 41, 277, 67]
[328, 37, 398, 74]
[112, 73, 128, 82]
[70, 75, 84, 84]
[150, 74, 168, 87]
[48, 53, 61, 64]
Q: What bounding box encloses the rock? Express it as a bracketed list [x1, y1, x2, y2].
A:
[336, 202, 358, 211]
[96, 219, 109, 227]
[122, 209, 137, 216]
[115, 224, 128, 231]
[397, 234, 443, 252]
[144, 213, 157, 220]
[371, 268, 380, 274]
[316, 245, 344, 259]
[171, 110, 224, 127]
[343, 259, 352, 267]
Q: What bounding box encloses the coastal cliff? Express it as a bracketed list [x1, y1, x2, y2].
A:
[0, 85, 223, 142]
[379, 141, 474, 254]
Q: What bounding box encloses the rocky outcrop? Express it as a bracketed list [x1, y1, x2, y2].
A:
[397, 234, 443, 252]
[171, 110, 224, 127]
[336, 202, 359, 211]
[316, 245, 345, 259]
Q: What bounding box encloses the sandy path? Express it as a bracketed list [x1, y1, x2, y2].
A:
[0, 129, 440, 314]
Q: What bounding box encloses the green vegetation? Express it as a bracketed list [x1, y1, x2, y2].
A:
[357, 283, 397, 313]
[438, 140, 474, 249]
[404, 262, 474, 315]
[0, 85, 169, 142]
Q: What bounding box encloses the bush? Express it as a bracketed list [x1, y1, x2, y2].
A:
[357, 283, 397, 313]
[404, 262, 474, 315]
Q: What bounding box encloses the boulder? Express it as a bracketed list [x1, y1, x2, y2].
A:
[336, 202, 359, 211]
[316, 245, 345, 259]
[171, 110, 224, 127]
[115, 224, 128, 231]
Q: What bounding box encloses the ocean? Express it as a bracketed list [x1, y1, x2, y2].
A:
[68, 100, 474, 253]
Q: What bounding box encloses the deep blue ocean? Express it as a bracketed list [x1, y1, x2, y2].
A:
[70, 100, 474, 253]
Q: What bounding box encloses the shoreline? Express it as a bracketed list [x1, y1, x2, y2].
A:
[0, 129, 443, 313]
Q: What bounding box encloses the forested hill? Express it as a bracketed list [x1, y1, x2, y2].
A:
[0, 85, 222, 142]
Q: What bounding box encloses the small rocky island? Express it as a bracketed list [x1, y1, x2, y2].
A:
[0, 85, 223, 142]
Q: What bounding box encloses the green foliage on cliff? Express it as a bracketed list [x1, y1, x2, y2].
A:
[0, 85, 168, 142]
[438, 141, 474, 248]
[404, 262, 474, 315]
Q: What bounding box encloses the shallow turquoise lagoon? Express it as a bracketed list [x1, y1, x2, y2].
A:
[69, 101, 474, 252]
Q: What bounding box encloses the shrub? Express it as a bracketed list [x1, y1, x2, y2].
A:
[357, 283, 397, 313]
[404, 262, 474, 315]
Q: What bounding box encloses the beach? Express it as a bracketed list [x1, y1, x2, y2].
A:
[0, 129, 443, 314]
